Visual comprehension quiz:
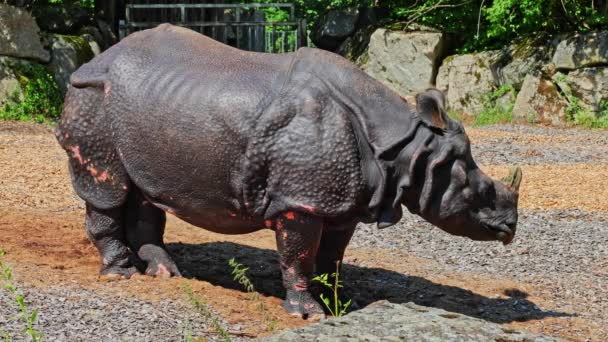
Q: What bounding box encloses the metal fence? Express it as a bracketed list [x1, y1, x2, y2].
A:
[119, 2, 307, 53]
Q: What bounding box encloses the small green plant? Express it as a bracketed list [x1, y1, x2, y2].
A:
[228, 258, 277, 332]
[555, 74, 608, 129]
[473, 84, 515, 126]
[0, 249, 44, 342]
[0, 61, 62, 124]
[312, 261, 351, 318]
[183, 285, 232, 342]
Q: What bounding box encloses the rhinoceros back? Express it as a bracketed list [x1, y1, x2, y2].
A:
[60, 24, 295, 214]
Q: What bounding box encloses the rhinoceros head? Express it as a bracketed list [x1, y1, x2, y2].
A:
[395, 89, 522, 245]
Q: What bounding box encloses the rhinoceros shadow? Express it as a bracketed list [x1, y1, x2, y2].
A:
[167, 241, 572, 324]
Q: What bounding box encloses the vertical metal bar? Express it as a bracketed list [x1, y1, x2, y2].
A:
[271, 24, 276, 53]
[180, 4, 186, 25]
[235, 7, 241, 49]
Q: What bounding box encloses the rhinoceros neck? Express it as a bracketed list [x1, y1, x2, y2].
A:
[293, 48, 425, 224]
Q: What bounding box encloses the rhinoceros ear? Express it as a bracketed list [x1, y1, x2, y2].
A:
[416, 88, 447, 131]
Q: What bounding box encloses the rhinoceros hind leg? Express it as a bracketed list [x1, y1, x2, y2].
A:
[125, 190, 181, 277]
[85, 203, 141, 278]
[274, 211, 325, 320]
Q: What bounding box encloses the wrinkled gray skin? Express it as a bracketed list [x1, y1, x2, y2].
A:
[56, 24, 521, 319]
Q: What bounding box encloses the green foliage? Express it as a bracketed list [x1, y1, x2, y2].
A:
[0, 61, 62, 124]
[312, 261, 351, 317]
[227, 258, 277, 332]
[0, 249, 44, 342]
[46, 0, 94, 10]
[182, 285, 232, 342]
[473, 84, 515, 126]
[556, 74, 608, 129]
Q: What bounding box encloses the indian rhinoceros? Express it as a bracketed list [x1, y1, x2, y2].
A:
[55, 24, 522, 319]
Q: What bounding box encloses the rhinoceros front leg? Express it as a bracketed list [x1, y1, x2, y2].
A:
[125, 190, 181, 277]
[274, 211, 325, 320]
[85, 204, 140, 278]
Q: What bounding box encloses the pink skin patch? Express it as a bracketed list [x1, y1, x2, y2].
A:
[64, 133, 69, 139]
[155, 264, 171, 276]
[228, 212, 237, 217]
[276, 220, 284, 230]
[300, 205, 316, 213]
[297, 250, 310, 260]
[289, 300, 300, 305]
[281, 231, 288, 239]
[294, 283, 307, 291]
[287, 266, 296, 275]
[284, 211, 296, 220]
[104, 83, 111, 97]
[122, 184, 128, 190]
[304, 303, 316, 310]
[264, 220, 273, 228]
[68, 145, 85, 165]
[97, 170, 110, 182]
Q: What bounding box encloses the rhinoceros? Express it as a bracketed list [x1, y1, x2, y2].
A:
[56, 24, 522, 319]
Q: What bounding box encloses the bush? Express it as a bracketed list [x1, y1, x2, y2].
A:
[0, 61, 63, 124]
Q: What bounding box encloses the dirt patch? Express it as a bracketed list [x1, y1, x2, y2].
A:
[0, 121, 605, 341]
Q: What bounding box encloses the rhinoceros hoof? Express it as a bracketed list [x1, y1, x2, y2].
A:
[145, 262, 182, 278]
[99, 265, 141, 279]
[283, 291, 325, 320]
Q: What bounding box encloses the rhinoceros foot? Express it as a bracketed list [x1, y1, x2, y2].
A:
[283, 290, 325, 320]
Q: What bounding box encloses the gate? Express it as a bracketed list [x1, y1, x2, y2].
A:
[119, 2, 308, 53]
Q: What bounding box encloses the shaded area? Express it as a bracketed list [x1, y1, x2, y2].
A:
[168, 241, 572, 325]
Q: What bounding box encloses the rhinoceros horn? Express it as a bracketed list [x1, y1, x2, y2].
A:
[502, 166, 523, 192]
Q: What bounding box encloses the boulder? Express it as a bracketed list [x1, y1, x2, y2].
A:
[0, 57, 23, 108]
[96, 20, 118, 49]
[512, 73, 568, 126]
[436, 51, 498, 114]
[311, 8, 360, 51]
[494, 37, 555, 90]
[79, 26, 106, 51]
[552, 31, 608, 71]
[363, 28, 445, 96]
[336, 26, 376, 64]
[48, 34, 97, 95]
[263, 301, 560, 341]
[0, 4, 50, 63]
[565, 67, 608, 114]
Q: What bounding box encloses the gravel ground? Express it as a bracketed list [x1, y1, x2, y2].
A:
[1, 122, 606, 340]
[0, 284, 244, 342]
[468, 125, 608, 165]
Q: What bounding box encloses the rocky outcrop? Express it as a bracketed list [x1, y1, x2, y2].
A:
[311, 8, 360, 51]
[552, 32, 608, 71]
[47, 34, 97, 94]
[263, 301, 560, 341]
[565, 67, 608, 113]
[436, 51, 497, 114]
[0, 58, 23, 107]
[0, 4, 50, 63]
[362, 27, 445, 96]
[512, 73, 569, 126]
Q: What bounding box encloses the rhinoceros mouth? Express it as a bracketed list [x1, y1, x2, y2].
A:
[487, 223, 515, 245]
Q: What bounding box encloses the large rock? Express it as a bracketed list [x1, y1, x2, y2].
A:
[436, 51, 497, 114]
[363, 28, 445, 97]
[0, 57, 23, 108]
[0, 4, 50, 62]
[565, 67, 608, 114]
[48, 34, 97, 95]
[494, 38, 555, 90]
[552, 31, 608, 71]
[263, 301, 559, 341]
[311, 8, 360, 51]
[512, 73, 568, 126]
